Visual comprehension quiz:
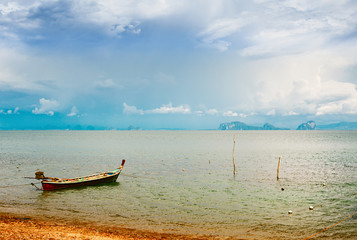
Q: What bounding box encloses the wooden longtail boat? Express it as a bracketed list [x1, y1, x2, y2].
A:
[37, 160, 125, 191]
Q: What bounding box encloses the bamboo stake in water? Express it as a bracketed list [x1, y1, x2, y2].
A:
[233, 134, 236, 176]
[277, 155, 282, 180]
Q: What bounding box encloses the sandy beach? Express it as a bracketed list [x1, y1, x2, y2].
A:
[0, 212, 218, 240]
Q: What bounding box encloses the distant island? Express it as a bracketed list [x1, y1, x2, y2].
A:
[297, 121, 357, 130]
[218, 121, 289, 130]
[296, 121, 316, 130]
[127, 125, 142, 130]
[219, 121, 357, 130]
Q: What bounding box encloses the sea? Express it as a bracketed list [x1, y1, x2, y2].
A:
[0, 130, 356, 239]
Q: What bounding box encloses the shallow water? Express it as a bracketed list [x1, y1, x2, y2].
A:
[0, 131, 356, 239]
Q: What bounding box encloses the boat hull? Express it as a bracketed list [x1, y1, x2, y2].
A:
[41, 172, 120, 191]
[40, 159, 125, 191]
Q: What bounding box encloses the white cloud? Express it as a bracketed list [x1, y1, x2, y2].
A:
[316, 90, 357, 115]
[239, 1, 357, 57]
[0, 107, 19, 115]
[0, 47, 48, 92]
[266, 109, 275, 116]
[2, 1, 357, 55]
[32, 98, 59, 116]
[94, 78, 118, 88]
[223, 111, 238, 117]
[0, 1, 41, 41]
[0, 0, 184, 42]
[283, 111, 299, 116]
[67, 106, 79, 117]
[123, 102, 144, 115]
[123, 102, 191, 115]
[241, 44, 357, 117]
[1, 0, 357, 125]
[195, 110, 204, 116]
[150, 103, 191, 114]
[122, 104, 262, 118]
[206, 109, 218, 115]
[198, 17, 247, 51]
[222, 110, 248, 118]
[71, 0, 187, 37]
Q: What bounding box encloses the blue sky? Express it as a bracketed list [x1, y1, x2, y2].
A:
[1, 0, 357, 129]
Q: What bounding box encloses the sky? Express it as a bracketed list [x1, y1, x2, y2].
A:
[1, 0, 357, 130]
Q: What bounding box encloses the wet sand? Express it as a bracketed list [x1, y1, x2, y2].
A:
[0, 212, 223, 240]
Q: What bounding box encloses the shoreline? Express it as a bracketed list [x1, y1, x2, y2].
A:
[0, 212, 228, 240]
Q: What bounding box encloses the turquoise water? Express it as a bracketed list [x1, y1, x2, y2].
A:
[0, 131, 356, 239]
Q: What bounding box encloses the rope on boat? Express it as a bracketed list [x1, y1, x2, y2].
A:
[31, 183, 42, 190]
[0, 182, 43, 190]
[0, 183, 33, 188]
[120, 173, 155, 180]
[302, 210, 357, 240]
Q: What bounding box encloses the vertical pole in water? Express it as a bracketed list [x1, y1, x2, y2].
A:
[277, 155, 282, 180]
[233, 134, 236, 176]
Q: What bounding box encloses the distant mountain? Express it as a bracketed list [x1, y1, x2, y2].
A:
[262, 123, 289, 130]
[219, 121, 259, 130]
[218, 121, 289, 130]
[296, 121, 316, 130]
[318, 122, 357, 130]
[296, 121, 357, 130]
[127, 125, 142, 130]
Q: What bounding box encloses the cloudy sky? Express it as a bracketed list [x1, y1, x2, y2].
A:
[1, 0, 357, 129]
